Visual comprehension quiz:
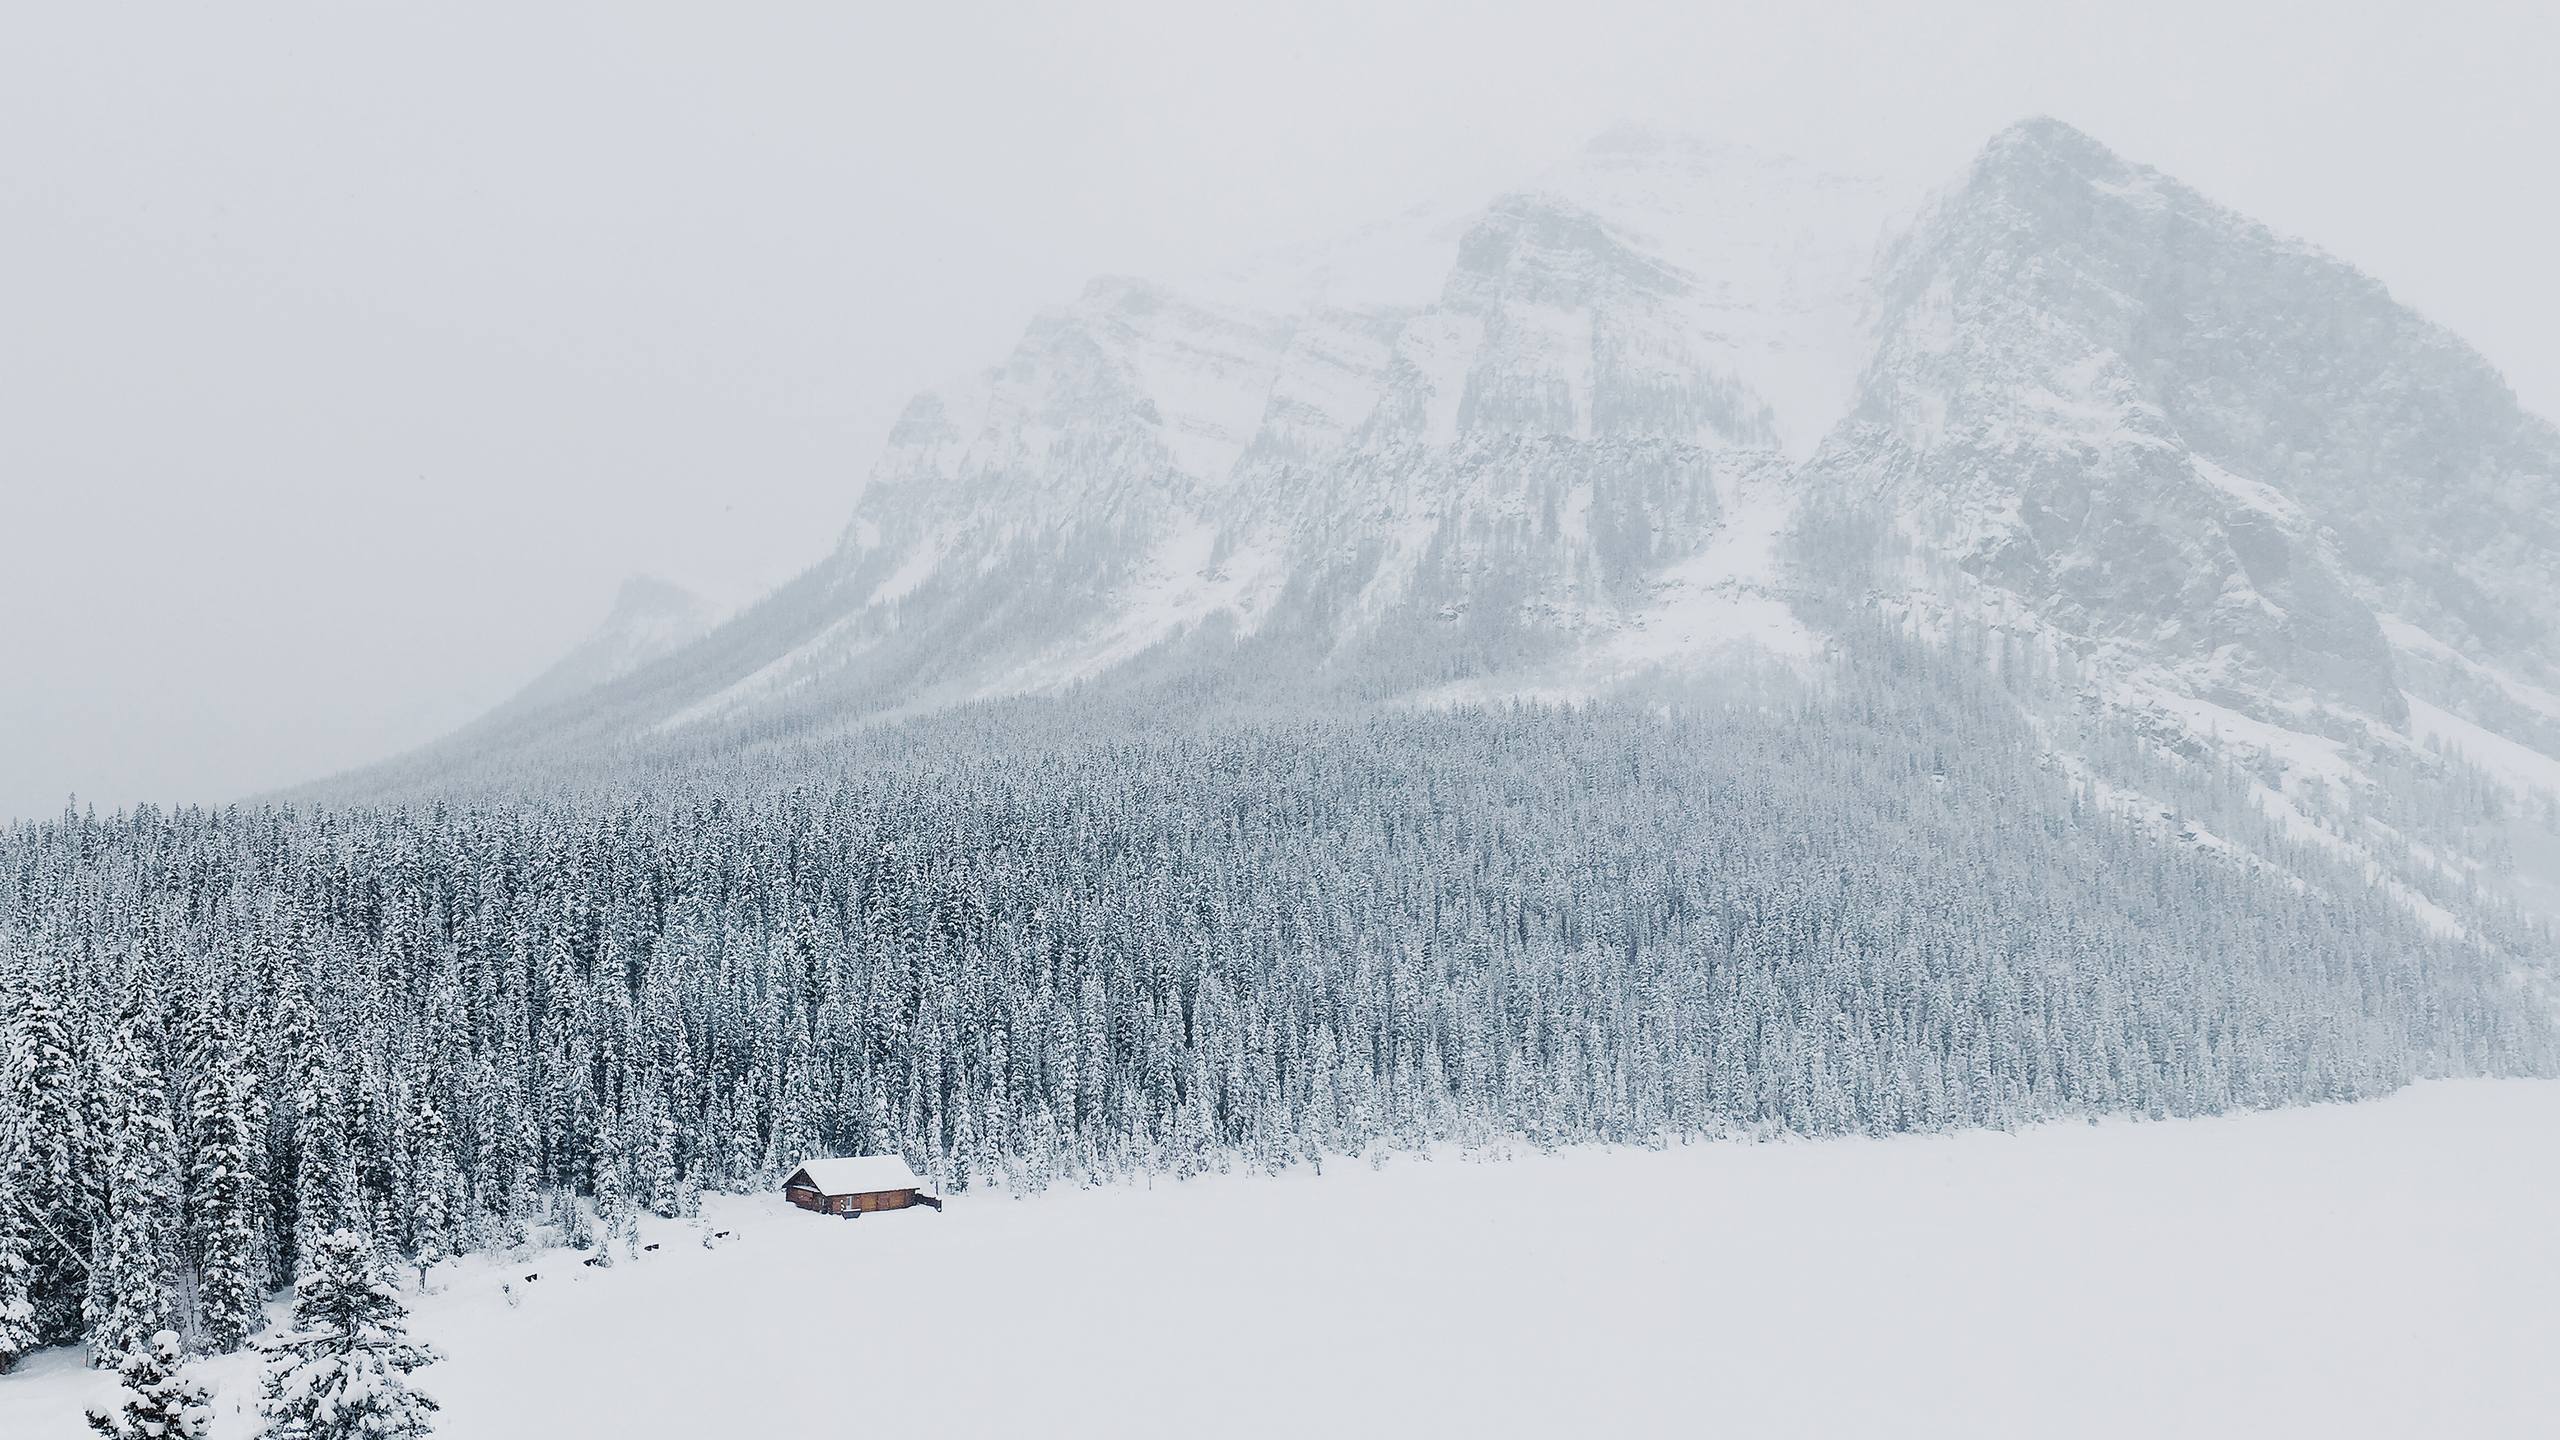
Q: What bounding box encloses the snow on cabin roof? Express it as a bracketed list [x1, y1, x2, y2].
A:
[789, 1155, 926, 1196]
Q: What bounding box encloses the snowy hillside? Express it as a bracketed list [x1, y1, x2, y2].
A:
[8, 1081, 2554, 1439]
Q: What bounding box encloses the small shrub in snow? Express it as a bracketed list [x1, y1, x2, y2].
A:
[86, 1329, 211, 1440]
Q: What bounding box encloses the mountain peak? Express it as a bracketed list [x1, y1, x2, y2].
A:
[1987, 113, 2102, 149]
[1967, 114, 2141, 191]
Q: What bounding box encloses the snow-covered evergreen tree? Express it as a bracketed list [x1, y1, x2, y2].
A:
[86, 999, 180, 1363]
[4, 986, 93, 1346]
[86, 1329, 211, 1440]
[402, 1098, 458, 1279]
[640, 1104, 682, 1219]
[0, 1201, 40, 1372]
[191, 1019, 269, 1351]
[291, 1063, 357, 1268]
[588, 1110, 627, 1264]
[258, 1229, 438, 1440]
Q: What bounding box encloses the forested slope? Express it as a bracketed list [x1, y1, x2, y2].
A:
[7, 651, 2551, 1364]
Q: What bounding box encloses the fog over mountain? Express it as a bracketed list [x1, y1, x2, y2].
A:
[486, 578, 720, 723]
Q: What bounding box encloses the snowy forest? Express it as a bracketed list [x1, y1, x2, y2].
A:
[7, 660, 2554, 1374]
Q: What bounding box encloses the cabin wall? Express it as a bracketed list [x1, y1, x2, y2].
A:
[782, 1172, 924, 1215]
[788, 1188, 921, 1215]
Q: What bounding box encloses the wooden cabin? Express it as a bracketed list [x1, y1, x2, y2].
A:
[782, 1155, 942, 1216]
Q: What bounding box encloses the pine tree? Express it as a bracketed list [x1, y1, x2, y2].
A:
[403, 1098, 458, 1281]
[86, 1329, 212, 1440]
[268, 977, 325, 1285]
[291, 1063, 358, 1266]
[258, 1229, 438, 1440]
[722, 1075, 762, 1192]
[550, 1184, 593, 1252]
[370, 1197, 398, 1271]
[86, 1000, 180, 1363]
[588, 1110, 627, 1265]
[642, 1106, 682, 1219]
[192, 1024, 269, 1351]
[0, 1201, 40, 1373]
[4, 987, 93, 1346]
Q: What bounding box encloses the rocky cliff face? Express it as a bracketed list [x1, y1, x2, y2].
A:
[1819, 119, 2560, 735]
[381, 118, 2560, 937]
[1818, 121, 2397, 725]
[1811, 123, 2560, 934]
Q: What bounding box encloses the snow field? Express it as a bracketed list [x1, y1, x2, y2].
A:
[6, 1080, 2556, 1438]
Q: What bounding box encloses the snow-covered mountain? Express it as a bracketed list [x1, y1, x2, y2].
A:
[1798, 119, 2560, 931]
[357, 117, 2560, 937]
[551, 128, 1913, 737]
[1825, 119, 2559, 721]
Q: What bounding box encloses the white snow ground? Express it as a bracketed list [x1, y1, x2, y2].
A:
[7, 1081, 2555, 1438]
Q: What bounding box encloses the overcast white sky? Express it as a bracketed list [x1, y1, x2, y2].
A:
[4, 1, 2555, 819]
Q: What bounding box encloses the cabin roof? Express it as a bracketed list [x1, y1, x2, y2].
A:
[788, 1154, 926, 1197]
